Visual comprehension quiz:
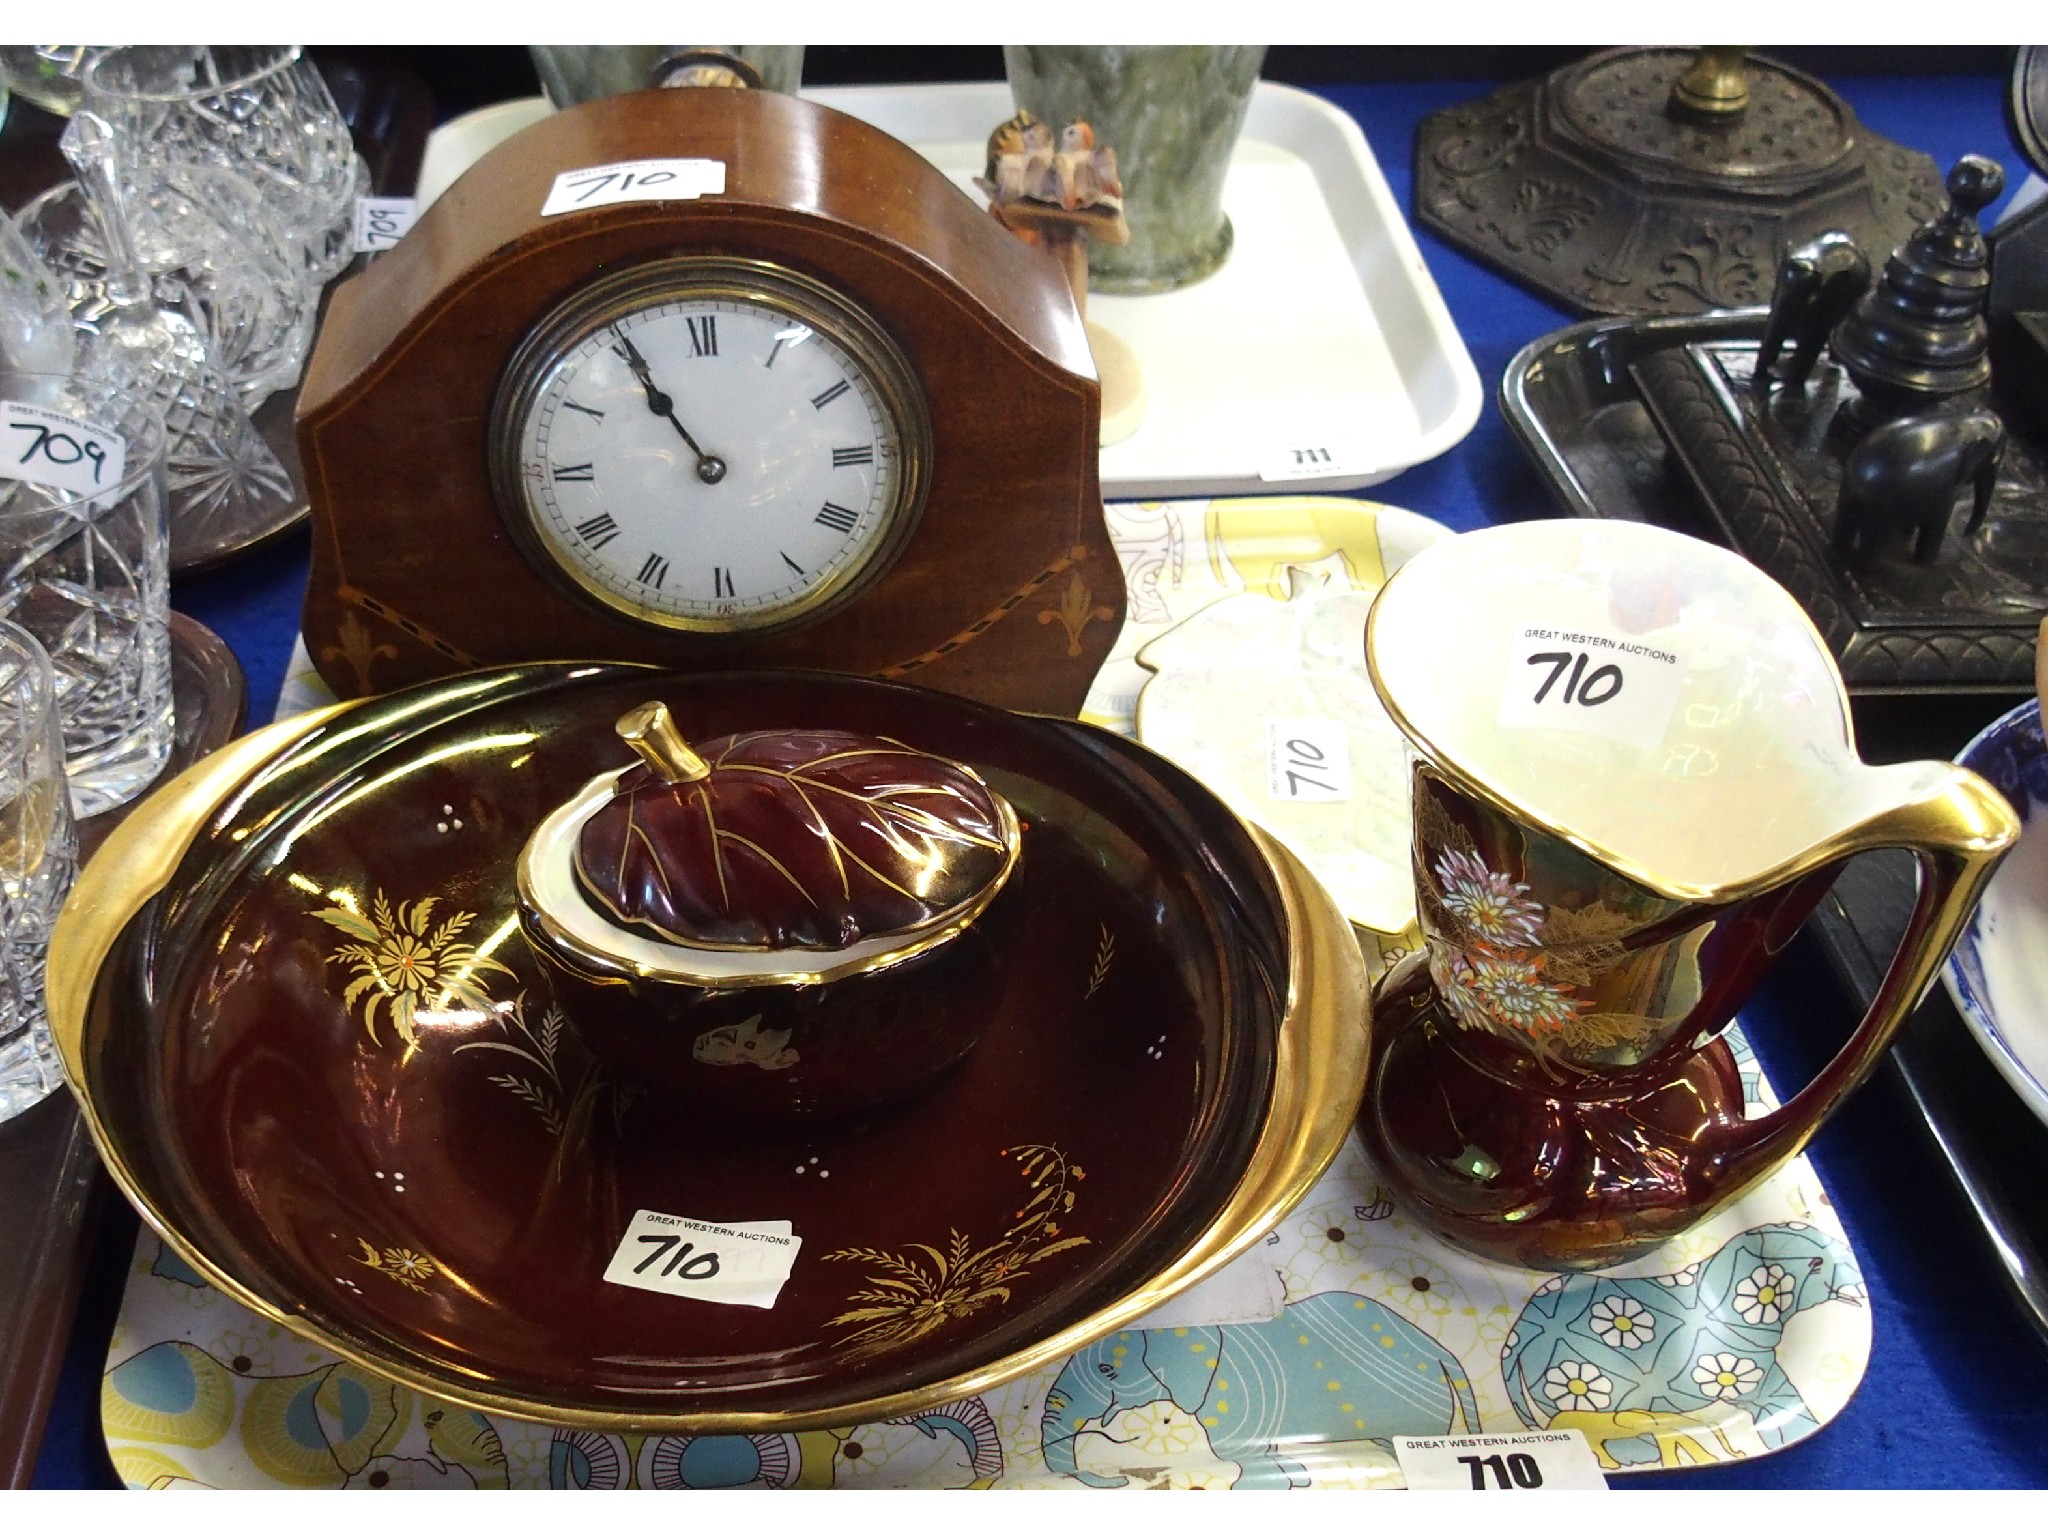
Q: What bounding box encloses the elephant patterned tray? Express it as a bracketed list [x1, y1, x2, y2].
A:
[107, 500, 1873, 1489]
[98, 1046, 1869, 1489]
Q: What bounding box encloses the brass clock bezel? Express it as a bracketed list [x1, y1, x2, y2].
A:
[487, 254, 934, 637]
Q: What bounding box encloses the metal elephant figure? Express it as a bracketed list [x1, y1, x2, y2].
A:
[1039, 1289, 1479, 1488]
[1755, 231, 1871, 392]
[1832, 408, 2005, 567]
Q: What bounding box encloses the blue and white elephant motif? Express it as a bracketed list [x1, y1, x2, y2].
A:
[546, 1400, 1004, 1489]
[1502, 1221, 1863, 1458]
[1039, 1289, 1479, 1488]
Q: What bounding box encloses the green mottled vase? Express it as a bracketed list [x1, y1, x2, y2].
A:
[1003, 45, 1266, 294]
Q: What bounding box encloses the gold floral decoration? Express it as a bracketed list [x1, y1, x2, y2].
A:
[1037, 572, 1115, 656]
[318, 610, 398, 696]
[312, 891, 516, 1048]
[823, 1144, 1091, 1350]
[1085, 924, 1115, 999]
[453, 993, 575, 1137]
[353, 1241, 438, 1294]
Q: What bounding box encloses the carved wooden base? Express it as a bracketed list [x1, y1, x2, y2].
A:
[1632, 339, 2047, 693]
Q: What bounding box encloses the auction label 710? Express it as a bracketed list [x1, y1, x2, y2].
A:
[601, 1209, 801, 1309]
[1393, 1429, 1609, 1490]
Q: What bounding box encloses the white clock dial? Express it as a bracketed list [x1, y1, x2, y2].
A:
[494, 260, 928, 633]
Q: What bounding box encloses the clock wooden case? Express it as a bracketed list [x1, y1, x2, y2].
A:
[296, 86, 1124, 714]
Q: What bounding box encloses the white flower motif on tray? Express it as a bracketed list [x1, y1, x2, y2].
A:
[1543, 1361, 1612, 1412]
[1123, 1400, 1202, 1458]
[1368, 1253, 1455, 1321]
[1298, 1211, 1362, 1265]
[1733, 1263, 1792, 1325]
[1692, 1352, 1765, 1402]
[1589, 1295, 1655, 1350]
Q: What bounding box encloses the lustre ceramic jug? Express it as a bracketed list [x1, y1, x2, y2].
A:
[1361, 520, 2017, 1270]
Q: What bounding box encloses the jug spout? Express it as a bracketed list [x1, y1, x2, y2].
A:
[1359, 521, 2018, 1269]
[1368, 520, 1942, 901]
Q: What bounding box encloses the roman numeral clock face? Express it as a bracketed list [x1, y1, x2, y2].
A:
[493, 262, 930, 634]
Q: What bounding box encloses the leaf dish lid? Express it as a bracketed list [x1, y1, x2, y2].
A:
[568, 702, 1020, 954]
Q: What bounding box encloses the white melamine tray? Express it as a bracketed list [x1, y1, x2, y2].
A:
[411, 82, 1480, 500]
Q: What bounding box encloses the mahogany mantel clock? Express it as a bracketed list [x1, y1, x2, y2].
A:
[295, 86, 1124, 714]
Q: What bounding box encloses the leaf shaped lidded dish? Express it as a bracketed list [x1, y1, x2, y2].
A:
[517, 702, 1025, 1121]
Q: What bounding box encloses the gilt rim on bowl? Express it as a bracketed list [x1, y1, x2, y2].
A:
[50, 664, 1368, 1431]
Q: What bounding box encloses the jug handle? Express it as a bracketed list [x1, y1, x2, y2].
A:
[1708, 763, 2018, 1193]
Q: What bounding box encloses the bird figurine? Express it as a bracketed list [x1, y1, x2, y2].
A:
[1020, 114, 1061, 204]
[978, 111, 1062, 221]
[975, 111, 1130, 314]
[976, 109, 1145, 446]
[1056, 120, 1124, 214]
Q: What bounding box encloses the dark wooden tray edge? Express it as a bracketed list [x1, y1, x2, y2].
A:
[0, 613, 247, 1486]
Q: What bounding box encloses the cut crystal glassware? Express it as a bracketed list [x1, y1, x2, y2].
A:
[17, 115, 297, 565]
[82, 45, 365, 285]
[0, 45, 96, 117]
[0, 620, 77, 1120]
[0, 206, 77, 378]
[0, 369, 173, 816]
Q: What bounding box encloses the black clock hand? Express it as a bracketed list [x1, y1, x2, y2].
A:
[611, 329, 727, 485]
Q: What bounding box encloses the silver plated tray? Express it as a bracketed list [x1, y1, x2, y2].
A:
[1502, 308, 2045, 700]
[1500, 309, 1737, 531]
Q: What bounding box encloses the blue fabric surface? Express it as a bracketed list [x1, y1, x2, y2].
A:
[32, 67, 2048, 1490]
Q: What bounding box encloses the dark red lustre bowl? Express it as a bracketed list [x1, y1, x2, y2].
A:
[516, 701, 1024, 1124]
[48, 663, 1360, 1431]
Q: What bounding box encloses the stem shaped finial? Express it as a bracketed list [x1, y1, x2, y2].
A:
[1670, 47, 1751, 120]
[616, 701, 710, 783]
